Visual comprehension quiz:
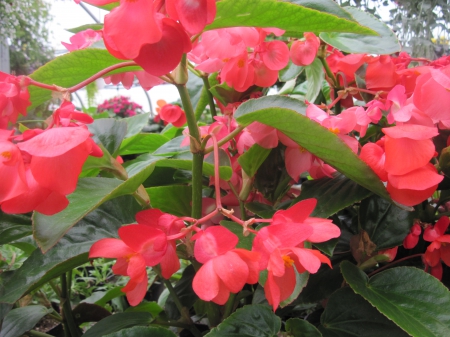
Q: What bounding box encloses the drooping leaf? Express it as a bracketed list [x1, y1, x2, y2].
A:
[205, 304, 281, 337]
[279, 61, 304, 82]
[286, 318, 322, 337]
[238, 144, 271, 178]
[0, 196, 140, 304]
[122, 113, 151, 138]
[320, 7, 400, 54]
[0, 213, 32, 245]
[146, 185, 192, 217]
[103, 326, 177, 337]
[294, 173, 373, 218]
[341, 261, 450, 337]
[234, 96, 389, 200]
[28, 49, 137, 110]
[319, 287, 409, 337]
[83, 312, 153, 337]
[119, 134, 170, 156]
[34, 155, 160, 252]
[220, 221, 255, 250]
[88, 118, 128, 156]
[359, 195, 414, 250]
[0, 305, 53, 337]
[305, 58, 325, 103]
[153, 136, 189, 156]
[207, 0, 376, 36]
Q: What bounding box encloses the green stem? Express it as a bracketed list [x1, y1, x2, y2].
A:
[60, 273, 81, 337]
[48, 280, 61, 298]
[28, 330, 54, 337]
[222, 293, 236, 320]
[191, 153, 204, 219]
[318, 53, 338, 88]
[201, 75, 217, 118]
[176, 84, 202, 146]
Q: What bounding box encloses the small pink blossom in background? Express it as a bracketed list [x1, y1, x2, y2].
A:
[158, 103, 187, 128]
[61, 29, 102, 52]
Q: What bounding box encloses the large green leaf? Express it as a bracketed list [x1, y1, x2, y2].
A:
[0, 213, 32, 245]
[119, 134, 170, 156]
[205, 304, 281, 337]
[238, 144, 271, 178]
[0, 305, 53, 337]
[0, 196, 140, 304]
[234, 96, 389, 199]
[319, 287, 409, 337]
[122, 113, 150, 138]
[305, 59, 325, 103]
[88, 118, 128, 156]
[104, 326, 176, 337]
[83, 313, 153, 337]
[279, 61, 304, 82]
[286, 318, 322, 337]
[359, 195, 414, 251]
[341, 261, 450, 337]
[207, 0, 376, 35]
[33, 155, 160, 252]
[294, 173, 373, 218]
[288, 0, 354, 21]
[28, 49, 135, 110]
[320, 7, 400, 54]
[146, 185, 192, 217]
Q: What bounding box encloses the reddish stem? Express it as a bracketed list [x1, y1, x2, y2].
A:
[367, 253, 424, 277]
[211, 134, 223, 209]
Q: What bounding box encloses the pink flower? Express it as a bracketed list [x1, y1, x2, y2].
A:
[0, 72, 31, 128]
[290, 33, 320, 66]
[403, 223, 422, 249]
[165, 0, 217, 35]
[423, 217, 450, 280]
[61, 29, 102, 51]
[158, 104, 186, 128]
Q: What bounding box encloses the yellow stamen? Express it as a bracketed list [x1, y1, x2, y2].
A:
[1, 151, 11, 160]
[329, 127, 340, 134]
[282, 255, 295, 268]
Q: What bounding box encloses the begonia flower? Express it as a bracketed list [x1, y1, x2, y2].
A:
[0, 72, 31, 128]
[403, 223, 422, 249]
[423, 217, 450, 280]
[290, 33, 320, 66]
[158, 103, 187, 128]
[165, 0, 217, 35]
[61, 29, 102, 52]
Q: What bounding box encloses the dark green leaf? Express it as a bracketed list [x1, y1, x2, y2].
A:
[0, 303, 13, 321]
[0, 213, 32, 245]
[319, 287, 409, 337]
[205, 304, 281, 337]
[93, 287, 125, 308]
[341, 261, 450, 337]
[0, 196, 140, 304]
[83, 313, 153, 337]
[28, 49, 135, 110]
[0, 305, 52, 337]
[286, 318, 322, 337]
[359, 195, 414, 250]
[245, 202, 276, 219]
[104, 326, 177, 337]
[34, 156, 160, 252]
[234, 96, 389, 200]
[146, 185, 192, 217]
[220, 221, 255, 250]
[119, 134, 170, 155]
[296, 266, 343, 305]
[313, 239, 338, 257]
[319, 7, 400, 54]
[305, 58, 325, 103]
[294, 173, 373, 218]
[238, 144, 271, 178]
[66, 24, 104, 34]
[88, 118, 127, 156]
[122, 113, 150, 138]
[207, 0, 376, 35]
[279, 61, 304, 82]
[125, 301, 163, 317]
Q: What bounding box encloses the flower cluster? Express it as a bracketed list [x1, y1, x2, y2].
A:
[90, 199, 340, 309]
[97, 96, 143, 118]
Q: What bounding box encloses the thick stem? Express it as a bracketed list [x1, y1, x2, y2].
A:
[60, 273, 81, 337]
[201, 75, 217, 118]
[28, 330, 54, 337]
[318, 49, 338, 88]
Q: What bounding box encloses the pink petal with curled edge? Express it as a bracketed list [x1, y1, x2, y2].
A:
[194, 226, 238, 264]
[272, 199, 317, 225]
[290, 247, 321, 274]
[122, 273, 148, 306]
[135, 208, 164, 227]
[303, 218, 341, 243]
[159, 241, 180, 279]
[89, 238, 134, 259]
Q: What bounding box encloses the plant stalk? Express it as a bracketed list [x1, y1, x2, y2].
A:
[60, 273, 81, 337]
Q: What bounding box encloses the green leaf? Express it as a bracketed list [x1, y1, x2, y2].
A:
[209, 79, 257, 106]
[122, 113, 151, 138]
[288, 0, 354, 21]
[207, 0, 376, 35]
[153, 136, 188, 156]
[187, 70, 205, 111]
[104, 326, 177, 337]
[220, 221, 255, 250]
[28, 49, 135, 110]
[66, 23, 104, 34]
[0, 196, 140, 304]
[0, 213, 32, 245]
[319, 287, 409, 337]
[305, 58, 325, 103]
[194, 86, 210, 120]
[33, 156, 160, 252]
[313, 239, 338, 257]
[294, 173, 373, 218]
[279, 61, 304, 82]
[245, 202, 276, 219]
[238, 144, 271, 177]
[319, 7, 400, 54]
[0, 305, 52, 337]
[286, 318, 322, 337]
[125, 301, 163, 317]
[341, 261, 450, 337]
[234, 96, 389, 200]
[88, 118, 128, 156]
[146, 185, 192, 217]
[205, 304, 281, 337]
[119, 134, 170, 156]
[83, 312, 153, 337]
[359, 195, 414, 250]
[93, 287, 125, 308]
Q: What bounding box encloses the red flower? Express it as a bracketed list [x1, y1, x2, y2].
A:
[0, 72, 31, 128]
[423, 217, 450, 280]
[158, 103, 187, 128]
[290, 33, 320, 66]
